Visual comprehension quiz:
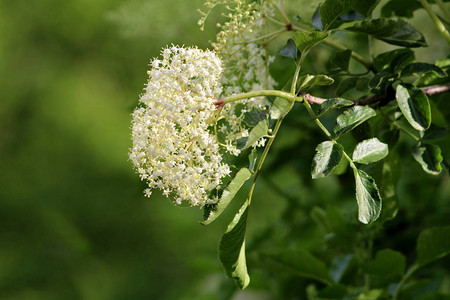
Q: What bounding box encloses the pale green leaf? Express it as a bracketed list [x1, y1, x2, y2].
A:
[417, 226, 450, 266]
[297, 74, 334, 92]
[352, 138, 388, 164]
[411, 143, 442, 175]
[242, 120, 268, 150]
[354, 169, 382, 224]
[396, 84, 431, 131]
[334, 106, 377, 137]
[202, 168, 252, 225]
[219, 202, 250, 289]
[311, 141, 344, 178]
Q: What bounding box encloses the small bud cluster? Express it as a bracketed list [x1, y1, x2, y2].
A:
[129, 46, 230, 206]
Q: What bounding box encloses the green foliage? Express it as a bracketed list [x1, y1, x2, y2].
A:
[334, 106, 377, 137]
[417, 226, 450, 266]
[354, 169, 382, 224]
[396, 84, 431, 131]
[352, 138, 389, 164]
[311, 141, 344, 178]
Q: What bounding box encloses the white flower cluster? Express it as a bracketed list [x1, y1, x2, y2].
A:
[200, 0, 276, 155]
[130, 46, 231, 206]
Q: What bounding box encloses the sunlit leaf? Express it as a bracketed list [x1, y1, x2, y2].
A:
[241, 120, 268, 150]
[297, 74, 334, 92]
[316, 98, 354, 117]
[352, 138, 388, 164]
[396, 84, 431, 131]
[202, 168, 252, 225]
[311, 141, 344, 178]
[411, 143, 442, 175]
[334, 106, 377, 137]
[354, 169, 382, 224]
[219, 202, 250, 289]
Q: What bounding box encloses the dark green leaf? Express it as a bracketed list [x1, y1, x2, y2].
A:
[277, 38, 298, 60]
[311, 141, 344, 178]
[421, 125, 448, 141]
[318, 285, 348, 298]
[202, 168, 252, 225]
[242, 120, 268, 150]
[352, 138, 388, 164]
[417, 226, 450, 266]
[248, 149, 257, 172]
[337, 77, 359, 96]
[356, 77, 370, 92]
[316, 98, 354, 117]
[243, 108, 267, 127]
[381, 0, 421, 18]
[411, 143, 443, 175]
[362, 249, 406, 277]
[369, 72, 398, 94]
[219, 202, 250, 289]
[345, 18, 427, 47]
[396, 84, 431, 131]
[334, 106, 377, 137]
[297, 74, 334, 92]
[260, 249, 333, 285]
[373, 48, 415, 72]
[327, 49, 352, 73]
[401, 62, 447, 77]
[319, 0, 354, 30]
[352, 0, 381, 17]
[329, 254, 354, 283]
[354, 169, 382, 224]
[292, 31, 329, 53]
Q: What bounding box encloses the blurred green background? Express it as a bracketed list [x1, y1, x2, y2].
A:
[1, 0, 449, 299]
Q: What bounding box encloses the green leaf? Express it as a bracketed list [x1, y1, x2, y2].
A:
[201, 168, 252, 225]
[334, 106, 377, 137]
[381, 0, 422, 18]
[354, 169, 382, 224]
[352, 138, 388, 164]
[327, 49, 352, 73]
[352, 0, 381, 17]
[329, 254, 354, 283]
[260, 249, 333, 285]
[292, 31, 329, 53]
[219, 201, 250, 289]
[277, 38, 298, 60]
[417, 226, 450, 266]
[373, 48, 415, 73]
[241, 120, 268, 150]
[316, 98, 354, 117]
[319, 0, 354, 30]
[379, 151, 400, 221]
[401, 62, 447, 78]
[362, 249, 406, 277]
[345, 18, 427, 47]
[243, 108, 267, 127]
[311, 141, 344, 178]
[396, 84, 431, 131]
[336, 77, 359, 96]
[297, 74, 334, 92]
[411, 143, 443, 175]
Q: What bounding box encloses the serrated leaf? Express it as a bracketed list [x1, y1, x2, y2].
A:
[373, 48, 415, 72]
[311, 141, 344, 178]
[241, 120, 268, 150]
[292, 31, 329, 53]
[354, 169, 382, 224]
[219, 201, 250, 289]
[277, 38, 298, 60]
[396, 84, 431, 131]
[417, 226, 450, 266]
[327, 49, 352, 73]
[411, 143, 443, 175]
[260, 249, 333, 285]
[401, 62, 447, 77]
[352, 138, 388, 164]
[202, 168, 252, 225]
[334, 106, 377, 137]
[316, 98, 354, 117]
[297, 74, 334, 92]
[362, 249, 406, 277]
[345, 18, 427, 47]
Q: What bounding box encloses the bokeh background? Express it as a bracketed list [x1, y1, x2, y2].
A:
[1, 0, 449, 299]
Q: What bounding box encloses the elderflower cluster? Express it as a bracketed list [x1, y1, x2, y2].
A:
[199, 0, 276, 155]
[129, 46, 230, 206]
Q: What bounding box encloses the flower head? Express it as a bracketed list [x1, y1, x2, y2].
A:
[130, 46, 230, 206]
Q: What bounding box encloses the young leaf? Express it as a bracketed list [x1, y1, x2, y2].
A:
[362, 249, 406, 277]
[277, 38, 298, 60]
[219, 202, 250, 289]
[344, 18, 427, 47]
[241, 120, 268, 150]
[396, 84, 431, 131]
[334, 106, 377, 137]
[401, 62, 447, 78]
[292, 31, 329, 53]
[201, 168, 252, 225]
[316, 98, 354, 117]
[416, 226, 450, 266]
[297, 74, 334, 92]
[352, 138, 388, 164]
[411, 143, 443, 175]
[311, 141, 344, 178]
[260, 249, 333, 285]
[354, 169, 382, 224]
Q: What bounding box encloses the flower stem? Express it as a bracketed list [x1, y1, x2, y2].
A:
[418, 0, 450, 46]
[221, 90, 303, 104]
